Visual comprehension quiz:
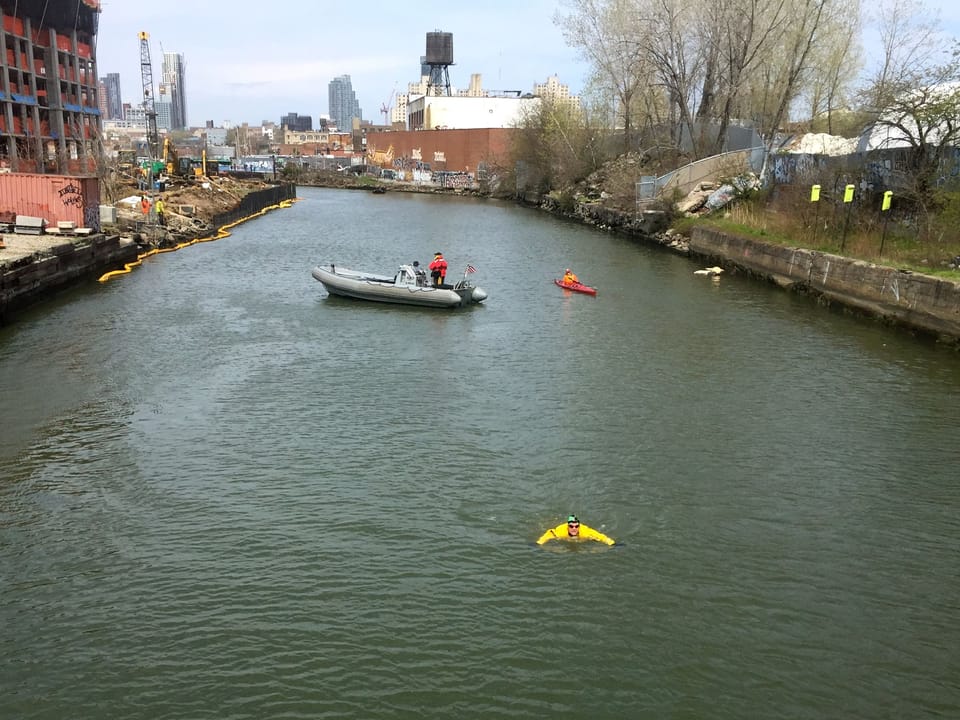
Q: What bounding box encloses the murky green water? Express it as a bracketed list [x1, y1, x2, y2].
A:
[2, 187, 959, 719]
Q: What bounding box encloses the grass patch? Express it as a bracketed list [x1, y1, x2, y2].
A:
[682, 194, 960, 280]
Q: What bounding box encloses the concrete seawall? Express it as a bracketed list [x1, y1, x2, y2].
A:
[689, 227, 960, 346]
[529, 196, 960, 345]
[0, 233, 140, 323]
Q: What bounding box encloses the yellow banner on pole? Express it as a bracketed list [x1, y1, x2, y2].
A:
[810, 184, 821, 202]
[882, 190, 893, 212]
[844, 184, 855, 203]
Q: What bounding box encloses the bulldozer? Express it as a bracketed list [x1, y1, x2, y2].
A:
[117, 149, 137, 172]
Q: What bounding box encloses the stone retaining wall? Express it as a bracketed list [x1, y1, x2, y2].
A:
[689, 227, 960, 345]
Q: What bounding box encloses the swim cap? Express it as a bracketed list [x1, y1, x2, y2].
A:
[567, 514, 578, 523]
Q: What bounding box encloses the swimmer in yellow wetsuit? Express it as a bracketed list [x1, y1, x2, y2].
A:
[537, 514, 615, 546]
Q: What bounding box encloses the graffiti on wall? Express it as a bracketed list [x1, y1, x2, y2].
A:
[774, 147, 960, 193]
[57, 182, 83, 208]
[55, 180, 100, 231]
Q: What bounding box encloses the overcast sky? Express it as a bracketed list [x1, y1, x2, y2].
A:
[94, 0, 960, 129]
[95, 0, 584, 127]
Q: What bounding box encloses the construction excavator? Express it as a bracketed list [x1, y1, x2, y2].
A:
[161, 138, 219, 179]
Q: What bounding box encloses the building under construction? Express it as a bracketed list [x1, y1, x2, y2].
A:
[1, 0, 101, 175]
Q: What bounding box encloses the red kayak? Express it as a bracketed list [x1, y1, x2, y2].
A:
[555, 278, 597, 296]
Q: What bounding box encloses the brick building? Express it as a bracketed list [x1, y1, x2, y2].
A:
[362, 127, 515, 177]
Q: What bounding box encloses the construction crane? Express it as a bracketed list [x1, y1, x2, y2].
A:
[380, 87, 396, 125]
[138, 31, 160, 160]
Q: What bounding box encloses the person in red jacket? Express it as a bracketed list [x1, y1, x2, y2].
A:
[429, 251, 448, 287]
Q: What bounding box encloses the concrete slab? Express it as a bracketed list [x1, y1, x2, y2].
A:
[0, 233, 79, 269]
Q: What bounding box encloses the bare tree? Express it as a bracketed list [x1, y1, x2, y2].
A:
[643, 0, 706, 155]
[704, 0, 795, 156]
[556, 0, 655, 152]
[858, 0, 960, 223]
[863, 0, 944, 113]
[751, 0, 834, 183]
[795, 6, 863, 134]
[865, 50, 960, 200]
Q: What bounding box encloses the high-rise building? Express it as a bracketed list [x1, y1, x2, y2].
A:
[155, 92, 173, 131]
[101, 72, 123, 119]
[98, 80, 108, 119]
[162, 52, 187, 129]
[281, 112, 312, 132]
[328, 75, 362, 131]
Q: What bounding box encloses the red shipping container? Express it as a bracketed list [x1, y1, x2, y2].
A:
[0, 173, 100, 228]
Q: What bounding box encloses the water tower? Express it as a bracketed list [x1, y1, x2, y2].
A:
[424, 31, 454, 96]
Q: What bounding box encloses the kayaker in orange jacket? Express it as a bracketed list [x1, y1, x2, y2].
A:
[562, 268, 579, 284]
[537, 514, 615, 545]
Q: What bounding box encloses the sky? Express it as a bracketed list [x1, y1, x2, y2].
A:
[94, 0, 587, 127]
[94, 0, 960, 129]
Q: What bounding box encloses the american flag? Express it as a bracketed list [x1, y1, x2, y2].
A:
[466, 264, 477, 274]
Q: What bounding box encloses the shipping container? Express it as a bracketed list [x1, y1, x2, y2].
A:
[0, 173, 101, 231]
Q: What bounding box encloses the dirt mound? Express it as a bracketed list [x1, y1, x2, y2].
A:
[109, 174, 280, 246]
[571, 150, 690, 212]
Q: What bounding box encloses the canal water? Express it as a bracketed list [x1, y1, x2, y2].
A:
[2, 187, 959, 719]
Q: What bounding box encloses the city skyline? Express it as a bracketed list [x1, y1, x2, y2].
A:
[93, 0, 960, 130]
[94, 0, 586, 128]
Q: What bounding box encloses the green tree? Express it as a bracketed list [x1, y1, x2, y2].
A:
[511, 96, 600, 194]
